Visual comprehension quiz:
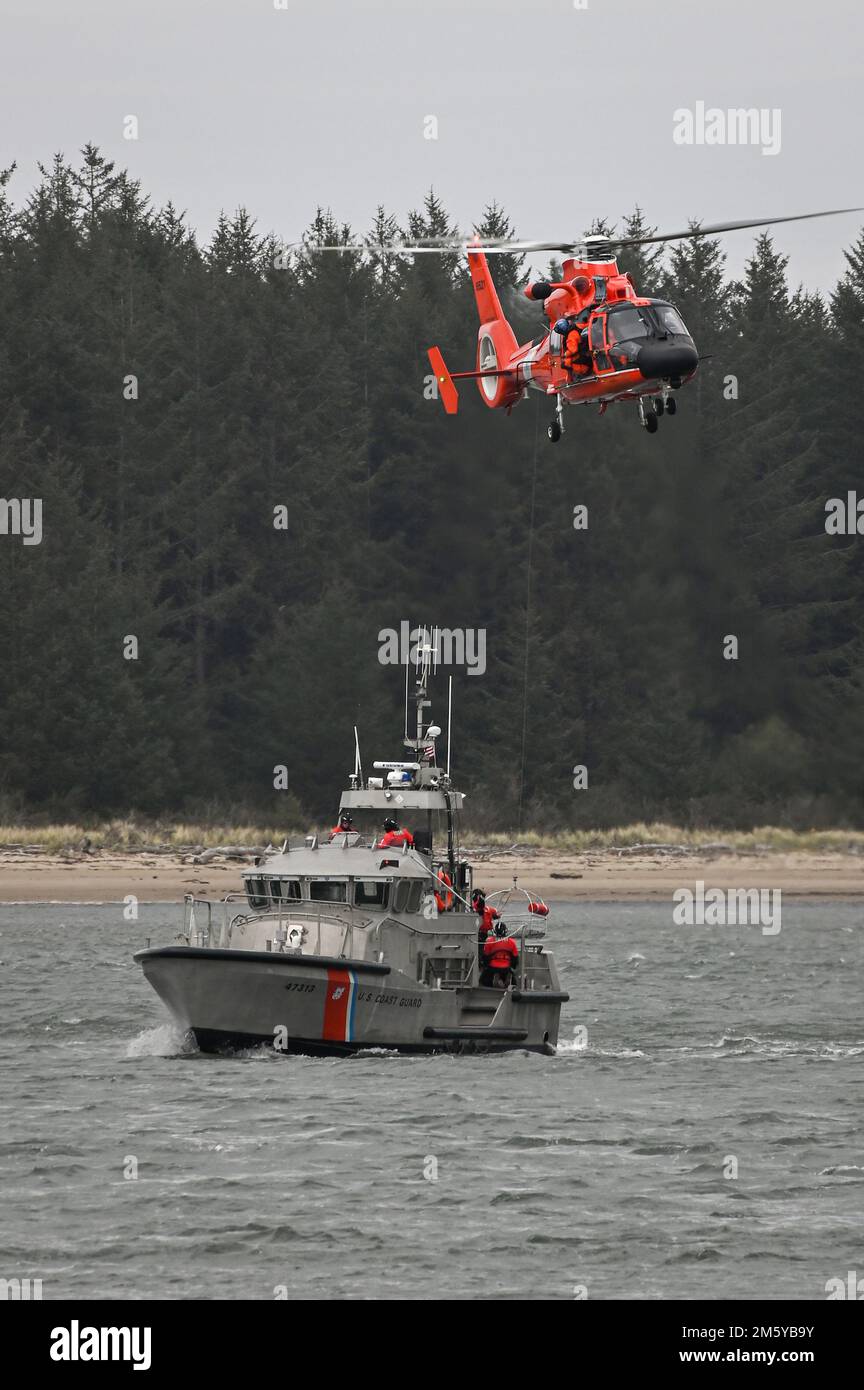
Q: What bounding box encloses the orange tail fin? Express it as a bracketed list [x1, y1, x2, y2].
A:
[428, 346, 459, 414]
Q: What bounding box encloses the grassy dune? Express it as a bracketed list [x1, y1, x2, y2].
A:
[474, 825, 864, 853]
[0, 821, 290, 854]
[1, 820, 863, 855]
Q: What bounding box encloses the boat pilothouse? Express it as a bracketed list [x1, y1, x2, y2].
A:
[135, 642, 568, 1055]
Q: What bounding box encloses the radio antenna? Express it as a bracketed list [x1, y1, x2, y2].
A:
[446, 675, 453, 778]
[403, 637, 410, 744]
[353, 725, 363, 788]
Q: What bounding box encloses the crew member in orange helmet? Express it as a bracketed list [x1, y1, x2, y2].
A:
[471, 889, 500, 942]
[328, 811, 355, 839]
[556, 311, 591, 376]
[481, 921, 520, 988]
[378, 817, 414, 849]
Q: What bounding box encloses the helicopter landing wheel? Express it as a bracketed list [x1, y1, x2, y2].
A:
[654, 397, 665, 416]
[666, 396, 677, 415]
[638, 397, 659, 433]
[547, 418, 562, 443]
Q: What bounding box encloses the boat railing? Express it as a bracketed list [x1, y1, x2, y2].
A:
[182, 896, 214, 947]
[181, 893, 363, 950]
[370, 914, 435, 945]
[179, 895, 549, 987]
[224, 899, 375, 954]
[421, 948, 476, 989]
[517, 942, 554, 991]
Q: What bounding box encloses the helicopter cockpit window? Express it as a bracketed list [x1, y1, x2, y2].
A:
[354, 879, 389, 908]
[309, 880, 347, 903]
[606, 307, 652, 344]
[653, 304, 688, 335]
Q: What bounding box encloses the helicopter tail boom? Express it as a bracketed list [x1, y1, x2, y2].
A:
[427, 248, 522, 416]
[467, 246, 510, 325]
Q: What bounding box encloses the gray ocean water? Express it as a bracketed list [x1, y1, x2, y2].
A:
[1, 902, 862, 1301]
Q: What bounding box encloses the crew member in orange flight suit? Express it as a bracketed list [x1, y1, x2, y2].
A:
[561, 309, 592, 376]
[378, 818, 414, 849]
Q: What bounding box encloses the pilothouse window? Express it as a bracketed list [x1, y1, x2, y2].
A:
[354, 880, 389, 908]
[309, 880, 347, 903]
[391, 880, 424, 913]
[269, 879, 300, 902]
[246, 877, 268, 910]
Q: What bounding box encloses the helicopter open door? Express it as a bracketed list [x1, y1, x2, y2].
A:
[589, 313, 612, 373]
[548, 323, 566, 375]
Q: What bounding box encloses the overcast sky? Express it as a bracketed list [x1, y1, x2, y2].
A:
[2, 0, 863, 294]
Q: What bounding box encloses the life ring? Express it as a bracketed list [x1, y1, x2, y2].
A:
[434, 870, 454, 913]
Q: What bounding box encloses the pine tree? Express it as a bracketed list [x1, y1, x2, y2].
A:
[473, 200, 525, 290]
[614, 206, 666, 297]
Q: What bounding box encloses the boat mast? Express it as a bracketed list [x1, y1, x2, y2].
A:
[404, 626, 435, 756]
[403, 628, 457, 887]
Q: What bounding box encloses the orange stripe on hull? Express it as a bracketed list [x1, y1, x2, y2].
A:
[322, 968, 352, 1043]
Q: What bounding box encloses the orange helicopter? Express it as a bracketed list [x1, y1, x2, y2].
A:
[412, 208, 862, 442]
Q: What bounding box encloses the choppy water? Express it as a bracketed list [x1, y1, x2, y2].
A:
[1, 902, 862, 1301]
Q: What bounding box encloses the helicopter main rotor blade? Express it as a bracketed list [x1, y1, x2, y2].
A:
[613, 207, 864, 249]
[287, 241, 527, 255]
[285, 207, 863, 257]
[476, 208, 864, 254]
[458, 209, 864, 254]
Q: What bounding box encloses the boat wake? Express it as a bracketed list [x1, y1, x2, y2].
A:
[556, 1038, 645, 1057]
[126, 1022, 197, 1058]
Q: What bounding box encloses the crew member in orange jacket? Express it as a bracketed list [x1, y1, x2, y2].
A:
[378, 818, 414, 849]
[481, 921, 519, 988]
[472, 889, 500, 942]
[329, 812, 355, 839]
[555, 310, 592, 376]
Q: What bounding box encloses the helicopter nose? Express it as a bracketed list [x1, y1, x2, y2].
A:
[636, 341, 699, 380]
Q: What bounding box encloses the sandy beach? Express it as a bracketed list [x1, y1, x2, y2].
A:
[0, 845, 861, 903]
